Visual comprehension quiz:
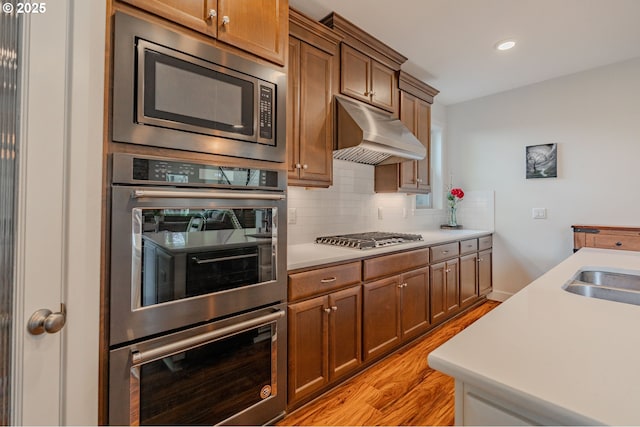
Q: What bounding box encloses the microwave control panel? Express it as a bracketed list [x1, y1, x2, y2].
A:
[259, 85, 273, 140]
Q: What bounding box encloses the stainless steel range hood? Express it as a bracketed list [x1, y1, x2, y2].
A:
[333, 95, 426, 165]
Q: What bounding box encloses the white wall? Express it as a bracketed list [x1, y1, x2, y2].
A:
[447, 57, 640, 299]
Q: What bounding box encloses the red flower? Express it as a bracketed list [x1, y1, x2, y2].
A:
[450, 188, 464, 199]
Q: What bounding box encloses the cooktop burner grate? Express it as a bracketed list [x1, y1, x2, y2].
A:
[315, 231, 423, 250]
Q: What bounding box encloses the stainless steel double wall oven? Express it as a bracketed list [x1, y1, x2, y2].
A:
[108, 11, 287, 426]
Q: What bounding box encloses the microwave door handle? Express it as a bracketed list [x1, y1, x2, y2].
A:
[191, 253, 258, 264]
[131, 189, 285, 201]
[130, 310, 285, 366]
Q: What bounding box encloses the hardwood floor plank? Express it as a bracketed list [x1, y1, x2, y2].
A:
[278, 300, 500, 426]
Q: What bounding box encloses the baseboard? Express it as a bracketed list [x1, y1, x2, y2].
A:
[487, 290, 512, 302]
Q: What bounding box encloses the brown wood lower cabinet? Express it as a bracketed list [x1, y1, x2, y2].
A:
[287, 286, 361, 403]
[363, 267, 429, 361]
[430, 259, 460, 324]
[460, 253, 478, 308]
[478, 249, 492, 296]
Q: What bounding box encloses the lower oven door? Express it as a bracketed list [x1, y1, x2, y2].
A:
[109, 304, 287, 426]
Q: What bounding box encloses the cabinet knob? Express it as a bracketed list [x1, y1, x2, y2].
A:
[616, 241, 623, 247]
[445, 268, 451, 273]
[477, 258, 483, 262]
[207, 9, 217, 20]
[331, 306, 338, 311]
[222, 15, 230, 25]
[323, 307, 331, 314]
[302, 164, 308, 169]
[295, 163, 301, 169]
[370, 91, 376, 96]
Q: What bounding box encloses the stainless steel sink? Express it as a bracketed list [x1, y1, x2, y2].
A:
[563, 269, 640, 306]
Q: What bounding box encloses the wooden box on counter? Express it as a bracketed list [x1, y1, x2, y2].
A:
[572, 225, 640, 252]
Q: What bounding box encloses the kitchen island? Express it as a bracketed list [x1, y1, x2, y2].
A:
[428, 247, 640, 425]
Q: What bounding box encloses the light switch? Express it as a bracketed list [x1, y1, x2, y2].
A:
[532, 208, 547, 219]
[378, 207, 384, 220]
[288, 208, 297, 224]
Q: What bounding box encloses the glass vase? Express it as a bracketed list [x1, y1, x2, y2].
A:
[448, 205, 458, 227]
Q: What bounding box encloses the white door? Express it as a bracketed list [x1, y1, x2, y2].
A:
[10, 1, 104, 425]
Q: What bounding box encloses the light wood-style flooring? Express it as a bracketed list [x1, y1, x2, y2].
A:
[278, 300, 500, 426]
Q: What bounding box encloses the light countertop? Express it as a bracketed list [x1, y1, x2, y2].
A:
[287, 229, 492, 271]
[428, 247, 640, 425]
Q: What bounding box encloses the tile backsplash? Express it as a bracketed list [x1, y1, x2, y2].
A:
[286, 159, 494, 245]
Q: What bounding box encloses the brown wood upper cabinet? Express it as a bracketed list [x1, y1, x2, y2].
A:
[120, 0, 288, 65]
[340, 45, 397, 112]
[374, 72, 439, 194]
[287, 9, 341, 187]
[321, 12, 406, 115]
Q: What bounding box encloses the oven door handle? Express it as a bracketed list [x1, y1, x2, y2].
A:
[191, 253, 258, 264]
[130, 310, 284, 366]
[131, 189, 286, 201]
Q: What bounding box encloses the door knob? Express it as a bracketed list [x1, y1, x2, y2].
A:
[27, 303, 66, 335]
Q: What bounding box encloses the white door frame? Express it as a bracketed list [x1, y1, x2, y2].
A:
[11, 1, 105, 424]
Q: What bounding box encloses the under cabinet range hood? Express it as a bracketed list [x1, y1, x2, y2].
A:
[333, 95, 426, 165]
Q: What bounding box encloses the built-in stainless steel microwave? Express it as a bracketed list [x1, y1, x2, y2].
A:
[112, 12, 286, 163]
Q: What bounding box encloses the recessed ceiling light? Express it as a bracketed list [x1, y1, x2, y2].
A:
[495, 39, 516, 51]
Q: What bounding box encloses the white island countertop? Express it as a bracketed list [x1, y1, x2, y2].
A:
[287, 229, 492, 271]
[428, 247, 640, 425]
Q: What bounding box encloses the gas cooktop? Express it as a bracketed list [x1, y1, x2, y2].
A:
[315, 231, 423, 250]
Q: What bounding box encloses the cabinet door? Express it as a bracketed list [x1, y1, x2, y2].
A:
[120, 0, 217, 37]
[363, 276, 401, 361]
[478, 249, 493, 295]
[297, 42, 333, 185]
[287, 37, 301, 180]
[328, 286, 362, 381]
[370, 59, 396, 112]
[430, 262, 446, 324]
[288, 295, 329, 403]
[415, 99, 431, 190]
[398, 92, 418, 191]
[445, 258, 460, 314]
[400, 267, 429, 340]
[460, 253, 478, 308]
[340, 45, 370, 104]
[217, 0, 287, 65]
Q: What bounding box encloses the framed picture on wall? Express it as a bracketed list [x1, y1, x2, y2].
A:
[526, 143, 557, 179]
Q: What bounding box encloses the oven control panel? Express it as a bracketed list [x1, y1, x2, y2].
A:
[112, 154, 283, 190]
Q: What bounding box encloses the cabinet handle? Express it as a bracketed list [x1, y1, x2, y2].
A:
[477, 258, 484, 262]
[302, 164, 308, 169]
[295, 163, 302, 169]
[616, 241, 623, 247]
[207, 9, 217, 20]
[320, 277, 337, 284]
[222, 15, 230, 25]
[331, 306, 338, 311]
[442, 250, 449, 254]
[323, 307, 331, 314]
[445, 268, 451, 273]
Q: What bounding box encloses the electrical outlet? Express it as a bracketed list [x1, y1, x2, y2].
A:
[402, 208, 407, 218]
[378, 207, 383, 220]
[532, 208, 547, 219]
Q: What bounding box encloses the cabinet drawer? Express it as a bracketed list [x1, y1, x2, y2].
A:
[479, 235, 493, 251]
[363, 249, 429, 281]
[591, 234, 640, 251]
[460, 239, 478, 255]
[430, 242, 459, 263]
[289, 262, 362, 301]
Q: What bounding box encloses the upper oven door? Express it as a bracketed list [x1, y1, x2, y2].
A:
[109, 186, 287, 346]
[112, 12, 286, 163]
